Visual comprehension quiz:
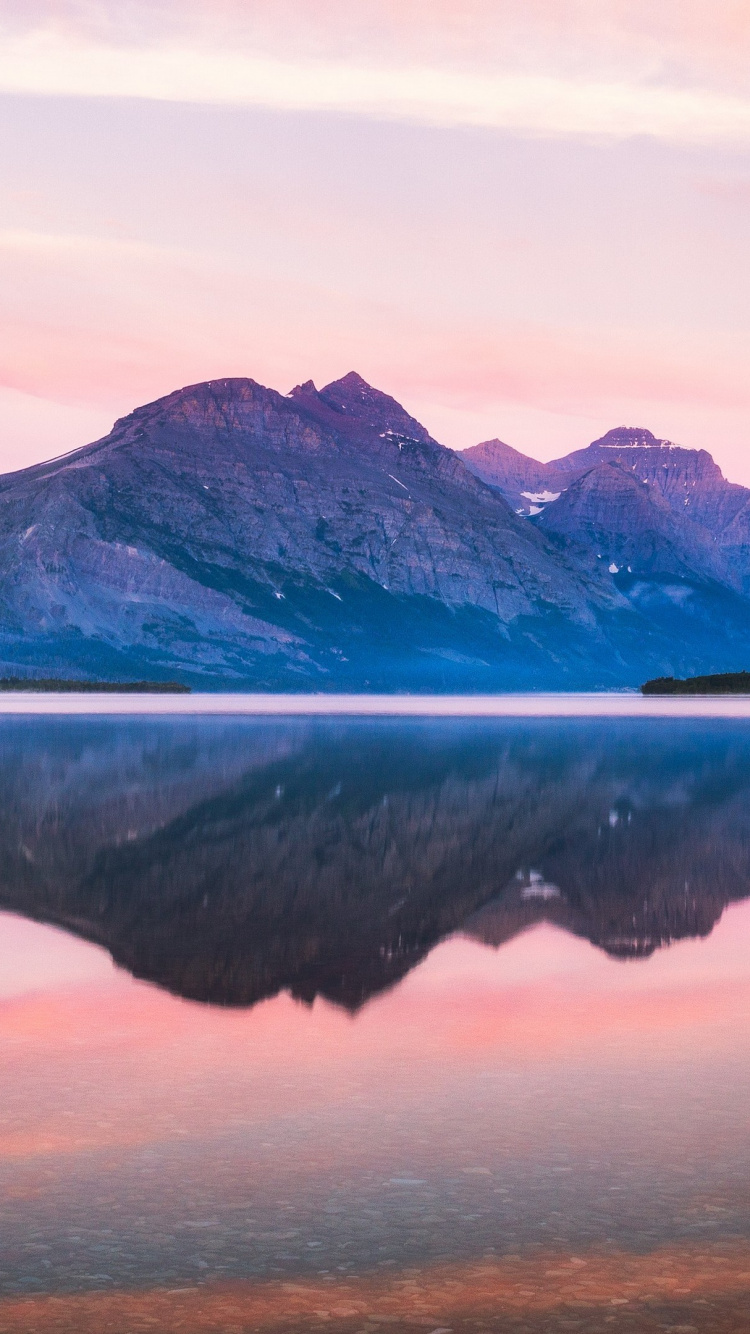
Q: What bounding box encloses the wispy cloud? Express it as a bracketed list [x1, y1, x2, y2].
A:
[2, 25, 750, 144]
[1, 3, 749, 475]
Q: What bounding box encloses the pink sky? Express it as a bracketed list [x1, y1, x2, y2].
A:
[1, 2, 749, 478]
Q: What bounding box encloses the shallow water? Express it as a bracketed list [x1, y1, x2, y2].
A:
[2, 715, 750, 1331]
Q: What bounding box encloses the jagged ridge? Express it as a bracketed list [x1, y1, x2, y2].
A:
[2, 379, 750, 688]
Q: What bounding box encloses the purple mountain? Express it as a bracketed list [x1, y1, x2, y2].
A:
[1, 384, 750, 689]
[463, 426, 750, 593]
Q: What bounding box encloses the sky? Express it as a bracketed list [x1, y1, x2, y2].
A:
[1, 2, 750, 479]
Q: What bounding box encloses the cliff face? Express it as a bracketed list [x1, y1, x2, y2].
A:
[535, 463, 734, 586]
[463, 425, 750, 666]
[463, 425, 750, 582]
[554, 428, 744, 527]
[0, 373, 647, 690]
[463, 427, 743, 525]
[3, 382, 750, 688]
[2, 717, 749, 1009]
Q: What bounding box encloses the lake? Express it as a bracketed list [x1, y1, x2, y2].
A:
[2, 713, 750, 1333]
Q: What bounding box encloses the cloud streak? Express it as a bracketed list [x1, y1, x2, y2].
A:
[2, 27, 750, 144]
[1, 7, 749, 474]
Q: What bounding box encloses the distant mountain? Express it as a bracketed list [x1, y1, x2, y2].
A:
[2, 717, 749, 1008]
[1, 382, 750, 688]
[463, 425, 750, 572]
[463, 424, 750, 671]
[460, 438, 555, 511]
[536, 463, 733, 586]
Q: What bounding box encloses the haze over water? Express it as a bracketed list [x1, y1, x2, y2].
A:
[2, 714, 750, 1332]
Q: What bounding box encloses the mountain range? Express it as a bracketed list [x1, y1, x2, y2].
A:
[2, 374, 750, 689]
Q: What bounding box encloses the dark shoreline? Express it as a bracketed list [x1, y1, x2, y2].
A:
[0, 679, 190, 694]
[642, 671, 750, 695]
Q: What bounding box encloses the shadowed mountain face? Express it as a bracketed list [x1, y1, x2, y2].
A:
[3, 377, 750, 688]
[462, 426, 750, 662]
[463, 427, 750, 573]
[463, 426, 739, 520]
[0, 372, 644, 692]
[2, 717, 750, 1009]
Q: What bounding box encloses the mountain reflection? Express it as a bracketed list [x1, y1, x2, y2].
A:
[1, 717, 750, 1010]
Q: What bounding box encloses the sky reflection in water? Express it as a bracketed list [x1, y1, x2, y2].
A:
[1, 716, 750, 1330]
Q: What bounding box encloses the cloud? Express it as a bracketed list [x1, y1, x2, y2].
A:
[2, 20, 750, 144]
[4, 3, 750, 87]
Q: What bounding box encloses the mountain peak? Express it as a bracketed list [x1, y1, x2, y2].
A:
[320, 371, 407, 415]
[325, 370, 372, 395]
[5, 368, 750, 692]
[462, 438, 553, 501]
[306, 372, 434, 443]
[591, 426, 665, 449]
[465, 438, 519, 458]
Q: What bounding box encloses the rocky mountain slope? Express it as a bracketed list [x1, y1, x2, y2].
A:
[2, 379, 750, 688]
[463, 426, 750, 577]
[536, 463, 733, 586]
[463, 425, 750, 669]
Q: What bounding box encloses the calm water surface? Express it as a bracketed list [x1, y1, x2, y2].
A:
[2, 716, 750, 1332]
